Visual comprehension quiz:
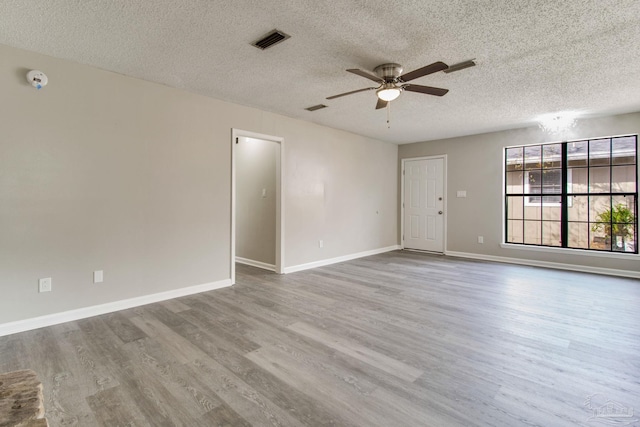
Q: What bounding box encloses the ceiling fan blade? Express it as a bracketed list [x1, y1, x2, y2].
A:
[326, 87, 376, 100]
[399, 61, 448, 82]
[375, 98, 388, 109]
[347, 69, 384, 83]
[403, 84, 449, 96]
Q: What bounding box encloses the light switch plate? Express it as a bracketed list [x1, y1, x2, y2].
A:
[457, 190, 467, 198]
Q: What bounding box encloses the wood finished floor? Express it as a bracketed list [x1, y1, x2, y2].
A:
[1, 251, 639, 426]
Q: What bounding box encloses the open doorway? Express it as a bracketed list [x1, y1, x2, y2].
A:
[231, 129, 284, 283]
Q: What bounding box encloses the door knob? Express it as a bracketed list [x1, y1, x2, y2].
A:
[438, 211, 443, 215]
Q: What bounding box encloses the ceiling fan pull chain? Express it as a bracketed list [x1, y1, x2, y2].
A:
[387, 102, 391, 128]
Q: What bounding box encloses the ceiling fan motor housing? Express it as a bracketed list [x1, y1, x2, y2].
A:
[374, 63, 403, 82]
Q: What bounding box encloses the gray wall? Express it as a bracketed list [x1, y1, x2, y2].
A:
[0, 44, 398, 325]
[236, 137, 277, 265]
[398, 112, 640, 274]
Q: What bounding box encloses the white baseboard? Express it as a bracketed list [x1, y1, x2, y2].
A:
[284, 245, 401, 274]
[235, 257, 276, 272]
[0, 279, 232, 337]
[444, 250, 640, 279]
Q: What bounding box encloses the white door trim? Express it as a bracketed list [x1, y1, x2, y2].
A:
[231, 129, 285, 283]
[401, 155, 447, 253]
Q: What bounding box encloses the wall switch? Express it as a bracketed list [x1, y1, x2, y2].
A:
[457, 190, 467, 198]
[261, 188, 267, 198]
[94, 270, 104, 283]
[477, 236, 484, 244]
[39, 277, 52, 293]
[319, 239, 323, 248]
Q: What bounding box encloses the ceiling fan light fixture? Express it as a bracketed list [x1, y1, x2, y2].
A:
[377, 86, 401, 102]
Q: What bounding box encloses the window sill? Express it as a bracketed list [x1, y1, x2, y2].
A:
[500, 243, 639, 260]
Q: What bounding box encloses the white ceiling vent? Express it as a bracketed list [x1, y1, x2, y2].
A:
[252, 29, 290, 50]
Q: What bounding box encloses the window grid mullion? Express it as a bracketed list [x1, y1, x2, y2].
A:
[561, 142, 568, 248]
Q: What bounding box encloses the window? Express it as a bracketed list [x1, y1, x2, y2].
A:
[524, 169, 571, 206]
[505, 135, 638, 253]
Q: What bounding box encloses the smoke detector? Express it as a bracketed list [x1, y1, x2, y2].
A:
[26, 70, 48, 89]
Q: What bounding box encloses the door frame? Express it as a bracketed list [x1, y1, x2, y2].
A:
[400, 155, 447, 253]
[231, 129, 285, 283]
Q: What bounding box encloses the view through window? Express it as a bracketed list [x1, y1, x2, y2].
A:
[505, 135, 638, 253]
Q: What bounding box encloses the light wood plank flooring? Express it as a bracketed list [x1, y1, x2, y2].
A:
[1, 251, 639, 426]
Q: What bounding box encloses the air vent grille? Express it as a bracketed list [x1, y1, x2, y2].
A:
[252, 30, 290, 50]
[305, 104, 327, 112]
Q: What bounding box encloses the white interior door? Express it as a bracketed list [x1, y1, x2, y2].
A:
[403, 157, 444, 252]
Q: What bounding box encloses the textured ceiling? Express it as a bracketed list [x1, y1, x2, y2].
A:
[2, 0, 640, 144]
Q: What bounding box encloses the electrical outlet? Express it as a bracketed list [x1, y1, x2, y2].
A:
[477, 236, 484, 244]
[319, 240, 323, 248]
[39, 277, 52, 293]
[94, 270, 104, 283]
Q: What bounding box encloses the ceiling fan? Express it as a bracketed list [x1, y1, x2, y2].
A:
[326, 61, 450, 109]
